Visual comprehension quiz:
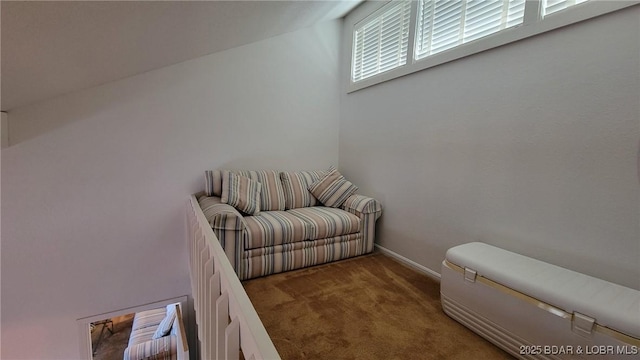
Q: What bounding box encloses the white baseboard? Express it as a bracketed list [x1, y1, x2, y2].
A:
[375, 244, 441, 282]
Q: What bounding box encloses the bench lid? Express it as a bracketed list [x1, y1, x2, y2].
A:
[445, 242, 640, 339]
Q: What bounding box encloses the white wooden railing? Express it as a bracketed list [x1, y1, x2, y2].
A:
[187, 195, 281, 360]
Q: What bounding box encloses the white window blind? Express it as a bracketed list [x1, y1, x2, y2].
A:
[414, 0, 525, 60]
[352, 1, 411, 82]
[542, 0, 589, 17]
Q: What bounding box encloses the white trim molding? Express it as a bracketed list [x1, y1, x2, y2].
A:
[375, 244, 441, 281]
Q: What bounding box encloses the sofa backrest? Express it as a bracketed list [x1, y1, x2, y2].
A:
[205, 170, 286, 211]
[280, 169, 327, 209]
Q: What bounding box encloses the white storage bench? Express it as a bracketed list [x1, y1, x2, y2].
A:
[441, 242, 639, 360]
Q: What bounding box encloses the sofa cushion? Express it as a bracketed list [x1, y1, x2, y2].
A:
[124, 335, 177, 360]
[206, 169, 286, 211]
[287, 207, 360, 240]
[243, 211, 311, 250]
[131, 308, 166, 332]
[280, 169, 326, 209]
[308, 167, 358, 208]
[128, 326, 158, 347]
[221, 171, 262, 215]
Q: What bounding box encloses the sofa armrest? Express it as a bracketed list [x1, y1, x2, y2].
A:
[123, 336, 177, 360]
[341, 194, 382, 218]
[197, 195, 245, 230]
[342, 194, 382, 254]
[197, 195, 246, 273]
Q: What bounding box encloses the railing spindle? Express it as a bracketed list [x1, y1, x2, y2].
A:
[225, 317, 240, 360]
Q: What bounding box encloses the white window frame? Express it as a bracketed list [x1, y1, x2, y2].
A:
[346, 0, 639, 93]
[351, 0, 412, 82]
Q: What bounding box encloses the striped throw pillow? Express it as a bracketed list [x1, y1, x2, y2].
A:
[232, 170, 285, 211]
[152, 304, 177, 339]
[308, 167, 358, 208]
[204, 170, 222, 196]
[221, 171, 262, 215]
[207, 169, 285, 211]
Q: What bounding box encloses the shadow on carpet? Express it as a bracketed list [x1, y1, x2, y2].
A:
[243, 253, 513, 360]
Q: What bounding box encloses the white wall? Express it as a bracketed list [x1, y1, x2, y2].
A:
[1, 112, 7, 148]
[1, 20, 341, 359]
[340, 8, 640, 289]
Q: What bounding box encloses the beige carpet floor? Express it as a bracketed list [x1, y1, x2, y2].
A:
[243, 252, 514, 360]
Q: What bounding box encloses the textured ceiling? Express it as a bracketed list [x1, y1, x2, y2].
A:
[1, 1, 361, 111]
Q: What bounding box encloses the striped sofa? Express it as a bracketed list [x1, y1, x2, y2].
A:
[198, 168, 382, 280]
[123, 303, 188, 360]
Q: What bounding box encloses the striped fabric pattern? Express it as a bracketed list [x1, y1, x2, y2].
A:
[199, 196, 245, 231]
[280, 170, 326, 209]
[308, 167, 358, 208]
[221, 171, 261, 215]
[243, 211, 310, 250]
[131, 308, 166, 332]
[152, 305, 177, 339]
[128, 326, 158, 347]
[197, 198, 381, 280]
[242, 234, 363, 279]
[234, 170, 286, 211]
[341, 194, 382, 254]
[342, 194, 383, 214]
[205, 169, 286, 211]
[200, 196, 244, 271]
[124, 335, 177, 360]
[204, 170, 219, 196]
[287, 207, 360, 240]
